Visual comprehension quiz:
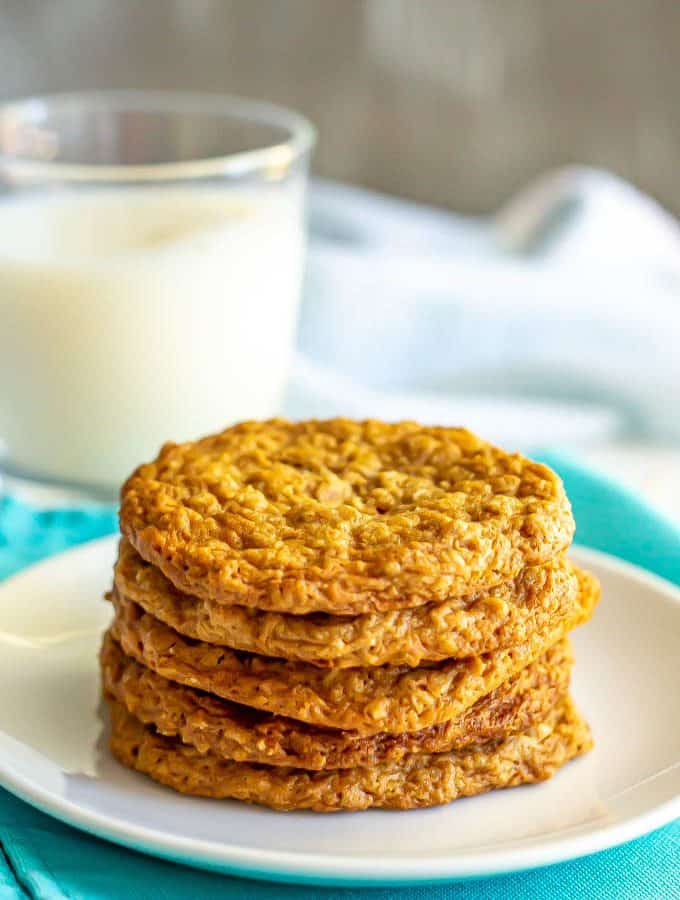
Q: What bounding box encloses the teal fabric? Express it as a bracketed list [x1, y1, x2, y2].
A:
[0, 496, 117, 580]
[0, 455, 678, 899]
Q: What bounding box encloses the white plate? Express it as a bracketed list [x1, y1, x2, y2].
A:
[0, 537, 678, 886]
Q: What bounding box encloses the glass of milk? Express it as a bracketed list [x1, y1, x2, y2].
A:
[0, 91, 315, 498]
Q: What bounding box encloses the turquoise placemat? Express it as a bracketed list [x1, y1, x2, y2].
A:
[0, 454, 678, 899]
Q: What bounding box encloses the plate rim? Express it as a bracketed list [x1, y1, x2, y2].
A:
[0, 537, 679, 886]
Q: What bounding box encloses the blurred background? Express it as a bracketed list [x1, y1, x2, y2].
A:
[2, 0, 680, 215]
[1, 0, 679, 519]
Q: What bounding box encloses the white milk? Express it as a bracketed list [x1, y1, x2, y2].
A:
[0, 185, 305, 490]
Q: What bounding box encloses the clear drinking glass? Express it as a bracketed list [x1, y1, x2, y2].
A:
[0, 91, 316, 500]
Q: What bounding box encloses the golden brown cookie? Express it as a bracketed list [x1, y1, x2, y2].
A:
[108, 567, 598, 735]
[101, 632, 572, 769]
[114, 540, 578, 667]
[107, 695, 592, 811]
[120, 419, 574, 615]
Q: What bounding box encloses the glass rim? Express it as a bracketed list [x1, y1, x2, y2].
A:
[0, 89, 317, 183]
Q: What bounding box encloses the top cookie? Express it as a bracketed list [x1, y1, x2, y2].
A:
[119, 418, 574, 614]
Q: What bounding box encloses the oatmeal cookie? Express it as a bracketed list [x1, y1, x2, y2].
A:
[101, 631, 572, 769]
[114, 540, 578, 667]
[120, 419, 574, 615]
[108, 696, 592, 811]
[109, 568, 597, 735]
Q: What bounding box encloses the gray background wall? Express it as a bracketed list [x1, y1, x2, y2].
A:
[2, 0, 678, 214]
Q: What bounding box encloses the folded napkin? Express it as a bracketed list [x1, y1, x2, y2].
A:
[0, 457, 678, 899]
[289, 168, 680, 444]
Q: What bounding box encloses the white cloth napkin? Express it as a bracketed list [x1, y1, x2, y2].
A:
[287, 167, 680, 447]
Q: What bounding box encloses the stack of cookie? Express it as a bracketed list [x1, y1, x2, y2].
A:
[101, 419, 599, 812]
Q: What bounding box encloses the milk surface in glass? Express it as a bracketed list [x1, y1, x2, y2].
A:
[0, 183, 305, 489]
